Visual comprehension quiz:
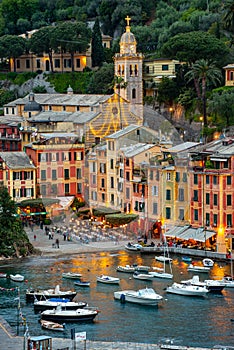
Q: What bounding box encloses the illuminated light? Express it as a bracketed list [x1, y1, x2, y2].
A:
[218, 226, 225, 236]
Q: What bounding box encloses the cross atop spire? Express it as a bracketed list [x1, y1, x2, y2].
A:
[125, 15, 131, 27]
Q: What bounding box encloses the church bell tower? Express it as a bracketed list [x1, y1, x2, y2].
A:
[114, 16, 143, 118]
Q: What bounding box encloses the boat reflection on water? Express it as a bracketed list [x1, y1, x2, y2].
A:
[0, 250, 233, 348]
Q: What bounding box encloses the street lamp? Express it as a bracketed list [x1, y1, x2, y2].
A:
[169, 107, 173, 119]
[200, 116, 204, 143]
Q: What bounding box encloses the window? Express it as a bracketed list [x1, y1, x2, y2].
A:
[64, 59, 71, 68]
[126, 187, 130, 199]
[36, 59, 40, 69]
[213, 175, 217, 185]
[175, 172, 180, 182]
[126, 159, 129, 166]
[111, 177, 114, 188]
[194, 209, 198, 221]
[110, 194, 114, 204]
[139, 202, 145, 212]
[76, 59, 80, 68]
[227, 194, 232, 206]
[162, 64, 169, 71]
[206, 193, 210, 205]
[52, 169, 57, 180]
[26, 59, 30, 69]
[101, 178, 105, 188]
[227, 214, 232, 227]
[206, 175, 210, 184]
[153, 202, 158, 215]
[134, 201, 139, 211]
[64, 169, 69, 180]
[183, 173, 187, 182]
[126, 172, 130, 181]
[108, 141, 114, 151]
[227, 176, 232, 185]
[213, 194, 218, 206]
[152, 186, 158, 196]
[193, 190, 198, 201]
[206, 213, 210, 225]
[166, 172, 171, 181]
[166, 207, 171, 219]
[213, 214, 217, 227]
[179, 209, 184, 220]
[120, 169, 123, 178]
[150, 171, 153, 181]
[92, 174, 96, 185]
[26, 188, 32, 198]
[194, 174, 198, 185]
[41, 170, 46, 180]
[166, 189, 171, 200]
[54, 59, 60, 68]
[100, 163, 106, 173]
[132, 88, 136, 99]
[64, 183, 70, 194]
[16, 60, 20, 69]
[24, 171, 33, 180]
[101, 193, 105, 202]
[77, 183, 82, 194]
[178, 188, 184, 201]
[76, 168, 82, 179]
[110, 159, 114, 169]
[41, 184, 46, 196]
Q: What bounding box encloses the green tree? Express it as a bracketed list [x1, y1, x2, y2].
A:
[222, 0, 234, 46]
[185, 59, 223, 127]
[208, 89, 234, 128]
[52, 22, 92, 72]
[0, 186, 34, 257]
[88, 63, 114, 94]
[91, 18, 105, 67]
[161, 31, 229, 65]
[0, 35, 26, 72]
[29, 26, 56, 73]
[157, 77, 180, 107]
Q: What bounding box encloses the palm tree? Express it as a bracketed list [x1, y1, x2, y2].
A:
[185, 59, 223, 128]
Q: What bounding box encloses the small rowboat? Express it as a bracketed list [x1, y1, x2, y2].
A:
[40, 319, 65, 332]
[62, 272, 82, 279]
[74, 280, 90, 287]
[0, 273, 7, 278]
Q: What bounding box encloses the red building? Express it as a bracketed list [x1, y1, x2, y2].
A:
[0, 117, 22, 152]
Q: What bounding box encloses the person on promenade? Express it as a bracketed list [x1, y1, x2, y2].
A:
[55, 238, 59, 248]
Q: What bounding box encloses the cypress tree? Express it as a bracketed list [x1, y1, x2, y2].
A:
[91, 18, 105, 67]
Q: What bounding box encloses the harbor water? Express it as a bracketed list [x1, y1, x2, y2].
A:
[0, 250, 233, 348]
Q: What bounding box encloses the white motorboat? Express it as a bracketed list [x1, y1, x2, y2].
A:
[155, 256, 172, 263]
[133, 271, 154, 281]
[187, 264, 210, 273]
[166, 282, 209, 297]
[26, 284, 77, 302]
[181, 275, 225, 293]
[125, 243, 142, 251]
[218, 276, 234, 288]
[40, 319, 65, 332]
[116, 265, 135, 273]
[10, 274, 24, 282]
[149, 271, 173, 279]
[34, 297, 87, 312]
[203, 258, 214, 267]
[62, 272, 82, 279]
[114, 287, 163, 306]
[74, 280, 90, 287]
[96, 275, 120, 284]
[134, 265, 151, 272]
[41, 306, 99, 322]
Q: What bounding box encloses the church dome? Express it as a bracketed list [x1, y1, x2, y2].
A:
[119, 16, 137, 55]
[24, 92, 42, 112]
[120, 31, 136, 45]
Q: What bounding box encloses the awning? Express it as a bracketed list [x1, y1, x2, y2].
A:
[164, 225, 190, 238]
[210, 158, 228, 162]
[164, 226, 216, 242]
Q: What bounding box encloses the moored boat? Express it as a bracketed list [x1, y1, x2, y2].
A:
[182, 256, 192, 263]
[34, 298, 87, 312]
[114, 287, 163, 306]
[166, 282, 209, 297]
[0, 273, 7, 278]
[62, 272, 82, 279]
[74, 280, 90, 287]
[41, 306, 99, 322]
[155, 256, 173, 263]
[125, 243, 142, 252]
[181, 275, 225, 293]
[10, 274, 24, 282]
[133, 271, 154, 281]
[40, 319, 65, 332]
[26, 285, 77, 302]
[116, 265, 135, 273]
[97, 275, 120, 284]
[187, 264, 210, 273]
[203, 258, 214, 267]
[218, 276, 234, 288]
